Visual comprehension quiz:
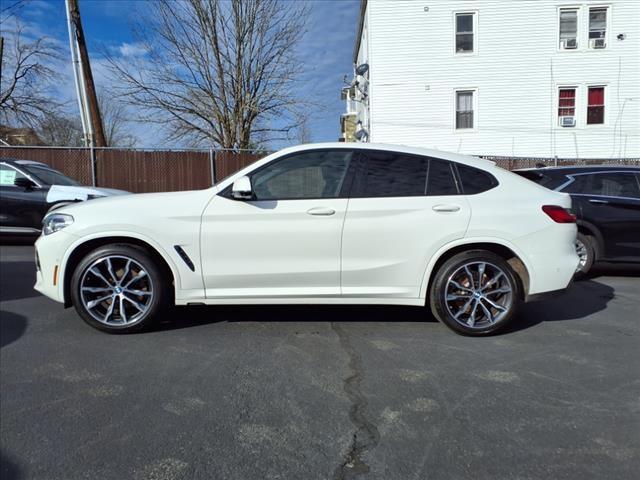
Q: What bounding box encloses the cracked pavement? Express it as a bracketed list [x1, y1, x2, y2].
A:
[1, 244, 640, 480]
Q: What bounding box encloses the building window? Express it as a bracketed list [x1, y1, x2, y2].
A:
[455, 13, 474, 53]
[559, 8, 578, 49]
[455, 90, 474, 129]
[589, 7, 607, 48]
[587, 86, 605, 124]
[558, 88, 576, 123]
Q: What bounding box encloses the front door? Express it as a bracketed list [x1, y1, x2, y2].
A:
[200, 149, 355, 299]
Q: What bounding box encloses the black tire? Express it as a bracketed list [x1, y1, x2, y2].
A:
[575, 232, 595, 276]
[70, 244, 170, 333]
[429, 250, 521, 336]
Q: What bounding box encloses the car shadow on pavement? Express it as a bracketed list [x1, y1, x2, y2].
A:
[505, 278, 615, 334]
[151, 278, 617, 335]
[152, 304, 430, 332]
[0, 261, 38, 302]
[587, 263, 640, 279]
[0, 311, 28, 349]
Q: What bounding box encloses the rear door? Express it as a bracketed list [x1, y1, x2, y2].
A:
[341, 151, 471, 299]
[564, 171, 640, 261]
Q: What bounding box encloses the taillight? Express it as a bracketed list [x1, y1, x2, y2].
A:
[542, 205, 576, 223]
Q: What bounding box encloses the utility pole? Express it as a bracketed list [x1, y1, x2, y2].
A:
[66, 0, 107, 147]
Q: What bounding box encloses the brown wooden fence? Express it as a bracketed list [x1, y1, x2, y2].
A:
[0, 147, 264, 193]
[1, 146, 637, 193]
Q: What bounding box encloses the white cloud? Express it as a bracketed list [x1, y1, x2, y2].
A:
[118, 42, 147, 58]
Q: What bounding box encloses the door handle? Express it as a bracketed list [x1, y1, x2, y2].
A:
[588, 199, 609, 205]
[432, 204, 461, 213]
[306, 207, 336, 216]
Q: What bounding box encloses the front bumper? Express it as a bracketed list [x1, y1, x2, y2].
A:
[34, 231, 79, 304]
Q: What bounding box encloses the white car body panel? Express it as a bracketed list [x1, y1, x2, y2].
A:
[33, 143, 579, 308]
[200, 195, 347, 299]
[341, 195, 471, 298]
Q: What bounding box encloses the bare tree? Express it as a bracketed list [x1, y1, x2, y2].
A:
[295, 113, 312, 144]
[98, 93, 138, 147]
[0, 22, 61, 127]
[107, 0, 308, 149]
[38, 114, 84, 146]
[36, 93, 138, 147]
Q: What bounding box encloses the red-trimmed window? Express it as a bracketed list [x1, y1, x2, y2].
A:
[587, 86, 605, 124]
[558, 88, 576, 119]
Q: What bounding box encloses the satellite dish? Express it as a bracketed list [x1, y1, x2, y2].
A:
[355, 63, 369, 76]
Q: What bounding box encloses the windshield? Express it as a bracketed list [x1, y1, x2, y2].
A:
[23, 165, 81, 186]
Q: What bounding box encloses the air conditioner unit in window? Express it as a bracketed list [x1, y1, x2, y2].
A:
[560, 116, 576, 127]
[562, 38, 578, 49]
[590, 38, 606, 48]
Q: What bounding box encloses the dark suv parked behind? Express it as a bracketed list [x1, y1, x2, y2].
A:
[515, 165, 640, 274]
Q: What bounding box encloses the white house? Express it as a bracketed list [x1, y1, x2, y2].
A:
[342, 0, 640, 159]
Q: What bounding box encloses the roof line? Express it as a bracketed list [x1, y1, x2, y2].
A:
[353, 0, 367, 64]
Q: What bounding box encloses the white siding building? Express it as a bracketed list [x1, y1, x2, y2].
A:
[345, 0, 640, 159]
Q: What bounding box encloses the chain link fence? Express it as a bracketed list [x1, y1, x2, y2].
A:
[1, 146, 638, 193]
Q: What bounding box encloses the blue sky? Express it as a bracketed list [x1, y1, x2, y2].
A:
[14, 0, 360, 148]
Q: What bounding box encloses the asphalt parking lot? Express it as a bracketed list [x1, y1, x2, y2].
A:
[1, 243, 639, 480]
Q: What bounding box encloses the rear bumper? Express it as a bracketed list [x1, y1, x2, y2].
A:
[515, 225, 579, 296]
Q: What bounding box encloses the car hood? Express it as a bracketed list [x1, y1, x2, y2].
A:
[55, 188, 216, 237]
[46, 185, 130, 203]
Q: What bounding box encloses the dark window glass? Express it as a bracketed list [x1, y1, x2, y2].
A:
[455, 13, 474, 52]
[23, 165, 79, 186]
[456, 91, 474, 129]
[563, 172, 640, 198]
[356, 151, 428, 197]
[250, 150, 352, 200]
[457, 164, 498, 194]
[427, 159, 459, 195]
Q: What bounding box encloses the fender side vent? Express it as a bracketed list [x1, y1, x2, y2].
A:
[174, 245, 195, 272]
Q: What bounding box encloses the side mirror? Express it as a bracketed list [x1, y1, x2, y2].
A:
[14, 177, 37, 190]
[231, 176, 253, 200]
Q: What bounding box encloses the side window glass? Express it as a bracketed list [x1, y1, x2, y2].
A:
[563, 175, 591, 194]
[456, 164, 498, 194]
[356, 151, 428, 197]
[250, 150, 352, 200]
[0, 165, 27, 186]
[597, 173, 640, 198]
[427, 159, 459, 195]
[564, 173, 640, 198]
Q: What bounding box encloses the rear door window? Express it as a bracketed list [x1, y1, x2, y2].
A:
[426, 159, 459, 196]
[354, 151, 429, 197]
[456, 164, 498, 194]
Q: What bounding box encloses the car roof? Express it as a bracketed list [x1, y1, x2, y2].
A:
[1, 158, 50, 168]
[276, 142, 497, 168]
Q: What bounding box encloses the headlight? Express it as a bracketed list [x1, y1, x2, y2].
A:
[42, 213, 74, 235]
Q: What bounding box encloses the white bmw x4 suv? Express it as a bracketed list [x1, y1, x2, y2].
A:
[35, 143, 578, 335]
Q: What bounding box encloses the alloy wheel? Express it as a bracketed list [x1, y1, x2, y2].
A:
[79, 255, 154, 326]
[575, 238, 588, 272]
[444, 261, 513, 329]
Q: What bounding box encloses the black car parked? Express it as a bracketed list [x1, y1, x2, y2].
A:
[515, 165, 640, 274]
[0, 159, 127, 236]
